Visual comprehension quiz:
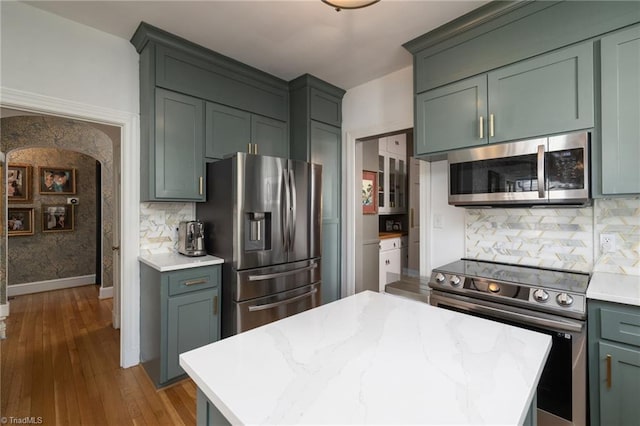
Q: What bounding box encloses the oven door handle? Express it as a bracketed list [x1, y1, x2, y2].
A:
[431, 293, 584, 333]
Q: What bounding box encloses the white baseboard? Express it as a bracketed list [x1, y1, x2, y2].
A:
[0, 303, 9, 317]
[99, 286, 114, 299]
[7, 275, 96, 297]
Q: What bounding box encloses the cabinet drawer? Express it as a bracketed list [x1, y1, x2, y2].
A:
[601, 307, 640, 348]
[380, 237, 401, 252]
[168, 266, 220, 297]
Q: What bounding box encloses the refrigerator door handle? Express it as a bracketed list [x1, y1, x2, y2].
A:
[289, 168, 297, 249]
[247, 262, 318, 281]
[247, 287, 318, 312]
[281, 168, 290, 251]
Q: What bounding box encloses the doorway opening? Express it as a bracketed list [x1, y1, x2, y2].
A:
[1, 110, 122, 342]
[354, 128, 420, 294]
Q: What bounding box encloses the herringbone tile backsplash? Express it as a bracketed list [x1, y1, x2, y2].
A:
[139, 202, 195, 255]
[465, 197, 640, 275]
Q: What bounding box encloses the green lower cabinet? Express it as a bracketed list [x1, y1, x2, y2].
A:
[588, 300, 640, 426]
[167, 288, 219, 379]
[599, 24, 640, 196]
[205, 101, 288, 160]
[140, 262, 221, 387]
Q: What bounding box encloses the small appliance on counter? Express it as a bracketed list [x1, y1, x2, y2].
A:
[177, 220, 206, 257]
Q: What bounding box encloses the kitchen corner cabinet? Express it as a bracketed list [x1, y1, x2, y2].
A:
[599, 24, 640, 196]
[587, 300, 640, 426]
[140, 263, 221, 388]
[415, 42, 594, 156]
[378, 134, 407, 214]
[205, 102, 288, 160]
[289, 74, 345, 305]
[152, 88, 205, 201]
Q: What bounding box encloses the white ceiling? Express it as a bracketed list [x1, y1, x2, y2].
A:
[23, 0, 488, 90]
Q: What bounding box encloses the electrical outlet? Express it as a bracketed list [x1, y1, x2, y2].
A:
[600, 233, 617, 253]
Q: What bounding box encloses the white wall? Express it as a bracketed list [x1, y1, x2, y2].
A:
[342, 66, 465, 295]
[1, 2, 141, 367]
[0, 2, 139, 114]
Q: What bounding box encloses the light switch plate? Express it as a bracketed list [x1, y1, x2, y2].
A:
[600, 233, 616, 253]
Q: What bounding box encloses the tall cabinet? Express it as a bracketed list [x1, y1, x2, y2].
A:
[289, 75, 346, 305]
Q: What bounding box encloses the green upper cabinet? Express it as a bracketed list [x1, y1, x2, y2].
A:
[205, 103, 251, 159]
[251, 114, 288, 158]
[131, 23, 290, 201]
[205, 102, 288, 160]
[416, 75, 487, 155]
[600, 24, 640, 196]
[415, 42, 594, 156]
[153, 88, 205, 201]
[487, 42, 594, 144]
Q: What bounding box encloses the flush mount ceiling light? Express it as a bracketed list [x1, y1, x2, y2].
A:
[321, 0, 380, 12]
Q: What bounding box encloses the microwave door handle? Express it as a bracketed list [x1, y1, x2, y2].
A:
[537, 144, 546, 199]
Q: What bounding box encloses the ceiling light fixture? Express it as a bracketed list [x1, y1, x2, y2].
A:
[321, 0, 380, 12]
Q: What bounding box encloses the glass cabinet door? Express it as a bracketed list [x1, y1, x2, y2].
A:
[397, 158, 406, 211]
[389, 157, 397, 209]
[378, 155, 385, 210]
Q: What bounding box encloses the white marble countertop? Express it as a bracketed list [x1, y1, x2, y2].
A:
[587, 272, 640, 307]
[180, 291, 551, 425]
[138, 252, 223, 272]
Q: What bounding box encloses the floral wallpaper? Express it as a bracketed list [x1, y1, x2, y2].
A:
[7, 148, 97, 284]
[1, 116, 114, 304]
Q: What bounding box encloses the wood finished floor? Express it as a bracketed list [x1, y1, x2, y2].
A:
[0, 285, 197, 425]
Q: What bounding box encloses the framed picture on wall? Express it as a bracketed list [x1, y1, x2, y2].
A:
[42, 204, 75, 233]
[8, 164, 32, 203]
[38, 167, 76, 194]
[362, 170, 377, 214]
[8, 208, 35, 236]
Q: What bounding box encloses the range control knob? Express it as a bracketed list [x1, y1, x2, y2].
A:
[533, 289, 549, 303]
[449, 275, 462, 287]
[556, 293, 574, 307]
[434, 273, 445, 283]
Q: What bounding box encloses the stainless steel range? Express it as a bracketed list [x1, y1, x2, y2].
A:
[429, 259, 590, 426]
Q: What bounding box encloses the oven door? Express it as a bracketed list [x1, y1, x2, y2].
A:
[430, 291, 586, 426]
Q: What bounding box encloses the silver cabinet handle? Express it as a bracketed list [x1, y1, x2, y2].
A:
[253, 143, 258, 155]
[184, 278, 208, 286]
[199, 176, 203, 195]
[248, 263, 318, 281]
[479, 115, 484, 139]
[537, 144, 546, 199]
[247, 143, 252, 154]
[248, 288, 318, 312]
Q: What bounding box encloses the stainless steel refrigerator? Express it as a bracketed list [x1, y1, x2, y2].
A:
[197, 153, 322, 338]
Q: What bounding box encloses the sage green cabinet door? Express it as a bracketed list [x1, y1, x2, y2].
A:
[601, 25, 640, 195]
[155, 88, 205, 200]
[167, 288, 219, 380]
[598, 342, 640, 425]
[205, 102, 251, 159]
[310, 121, 341, 304]
[488, 42, 594, 144]
[416, 75, 487, 155]
[251, 115, 288, 158]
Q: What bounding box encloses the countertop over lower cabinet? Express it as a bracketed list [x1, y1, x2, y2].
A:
[180, 290, 551, 425]
[138, 252, 223, 272]
[378, 231, 407, 240]
[587, 272, 640, 307]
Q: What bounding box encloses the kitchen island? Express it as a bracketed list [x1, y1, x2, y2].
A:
[180, 291, 551, 425]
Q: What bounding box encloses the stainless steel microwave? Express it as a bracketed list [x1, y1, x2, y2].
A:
[448, 132, 590, 207]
